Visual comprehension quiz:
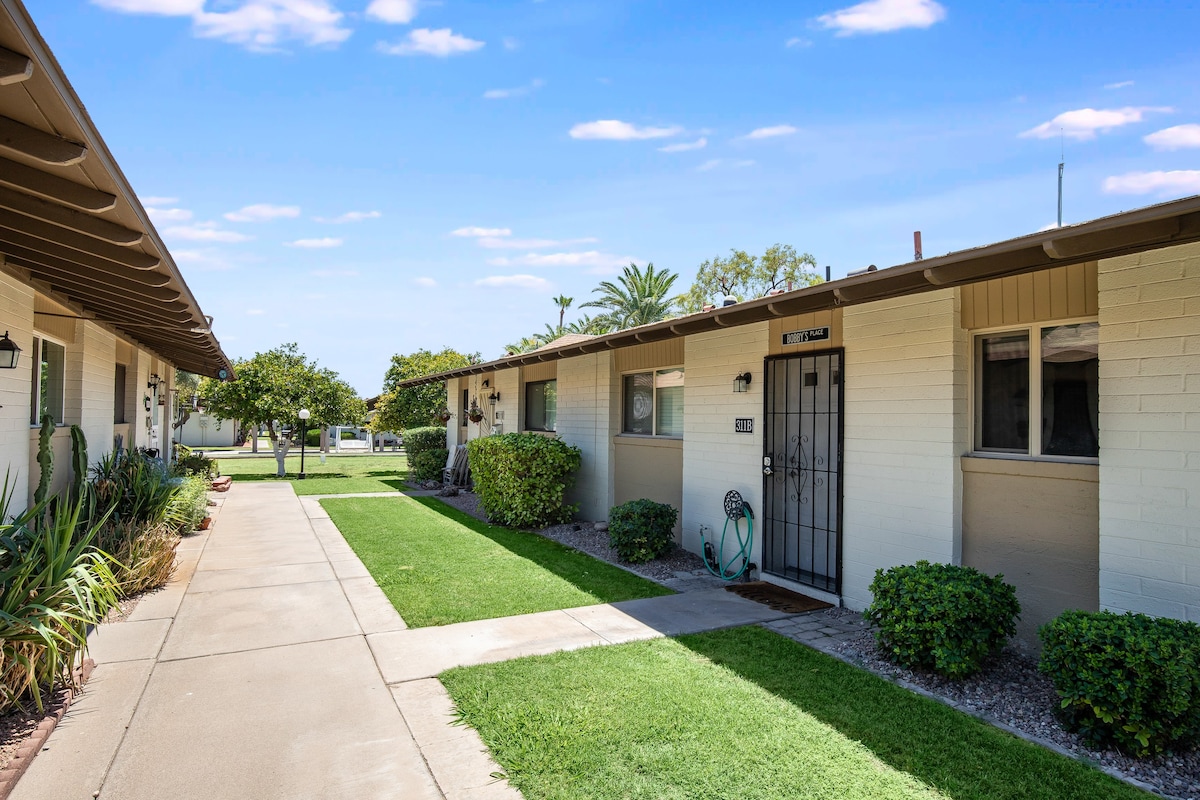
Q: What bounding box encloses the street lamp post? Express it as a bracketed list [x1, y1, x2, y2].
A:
[298, 408, 310, 479]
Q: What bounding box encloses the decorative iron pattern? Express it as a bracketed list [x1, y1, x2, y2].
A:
[761, 350, 843, 594]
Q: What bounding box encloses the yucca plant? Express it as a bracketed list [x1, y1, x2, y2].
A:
[0, 479, 119, 713]
[95, 520, 179, 597]
[163, 476, 208, 534]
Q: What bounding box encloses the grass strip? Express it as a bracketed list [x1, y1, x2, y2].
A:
[217, 454, 408, 495]
[321, 496, 671, 627]
[441, 626, 1151, 800]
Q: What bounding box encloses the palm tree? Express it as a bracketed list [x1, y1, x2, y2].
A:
[552, 294, 574, 335]
[580, 262, 678, 330]
[504, 334, 548, 355]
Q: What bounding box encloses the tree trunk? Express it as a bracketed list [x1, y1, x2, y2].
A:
[251, 425, 259, 453]
[320, 426, 330, 454]
[273, 438, 291, 477]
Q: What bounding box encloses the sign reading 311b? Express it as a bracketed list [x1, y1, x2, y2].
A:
[734, 418, 754, 434]
[781, 326, 831, 346]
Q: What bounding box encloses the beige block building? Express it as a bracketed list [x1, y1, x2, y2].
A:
[0, 3, 231, 511]
[411, 197, 1200, 647]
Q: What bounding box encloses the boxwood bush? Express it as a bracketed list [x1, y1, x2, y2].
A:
[467, 433, 581, 528]
[608, 499, 678, 564]
[410, 448, 449, 482]
[1039, 610, 1200, 756]
[864, 560, 1019, 679]
[403, 426, 446, 459]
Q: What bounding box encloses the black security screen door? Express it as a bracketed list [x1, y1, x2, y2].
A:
[762, 351, 843, 593]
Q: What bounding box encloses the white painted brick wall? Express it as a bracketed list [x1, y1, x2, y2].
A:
[682, 323, 768, 565]
[1098, 243, 1200, 622]
[840, 289, 968, 611]
[556, 353, 615, 521]
[0, 269, 34, 508]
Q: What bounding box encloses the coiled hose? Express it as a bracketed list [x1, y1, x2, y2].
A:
[702, 490, 754, 580]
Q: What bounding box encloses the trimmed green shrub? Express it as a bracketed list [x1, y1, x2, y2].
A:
[1039, 610, 1200, 756]
[411, 448, 449, 482]
[165, 476, 208, 533]
[467, 433, 582, 528]
[173, 451, 218, 479]
[864, 560, 1019, 679]
[403, 426, 447, 459]
[305, 428, 322, 447]
[608, 499, 678, 564]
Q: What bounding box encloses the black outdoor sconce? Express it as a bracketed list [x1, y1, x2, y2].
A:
[0, 332, 20, 369]
[733, 372, 752, 393]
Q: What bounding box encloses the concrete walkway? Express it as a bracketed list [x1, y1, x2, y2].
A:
[14, 483, 802, 800]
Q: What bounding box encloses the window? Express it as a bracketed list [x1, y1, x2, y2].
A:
[462, 388, 469, 427]
[29, 337, 65, 426]
[114, 363, 128, 424]
[622, 368, 684, 437]
[974, 322, 1098, 458]
[524, 380, 557, 432]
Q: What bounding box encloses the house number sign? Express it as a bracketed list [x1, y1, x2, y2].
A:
[734, 418, 754, 434]
[781, 326, 831, 346]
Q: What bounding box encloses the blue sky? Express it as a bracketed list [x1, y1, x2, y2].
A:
[26, 0, 1200, 395]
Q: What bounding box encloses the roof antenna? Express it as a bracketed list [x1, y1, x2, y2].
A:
[1057, 130, 1065, 228]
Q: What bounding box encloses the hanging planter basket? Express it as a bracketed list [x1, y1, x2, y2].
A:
[466, 398, 485, 424]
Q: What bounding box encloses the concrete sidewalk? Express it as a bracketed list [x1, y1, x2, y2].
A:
[14, 484, 798, 800]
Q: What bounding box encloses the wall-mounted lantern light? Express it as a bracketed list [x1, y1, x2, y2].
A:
[733, 372, 752, 393]
[147, 373, 161, 390]
[0, 332, 20, 369]
[143, 395, 152, 412]
[488, 391, 501, 407]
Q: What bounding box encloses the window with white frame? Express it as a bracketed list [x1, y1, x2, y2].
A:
[524, 379, 557, 432]
[29, 337, 66, 426]
[622, 368, 684, 437]
[974, 321, 1098, 458]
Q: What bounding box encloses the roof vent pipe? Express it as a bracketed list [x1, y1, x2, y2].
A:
[722, 295, 738, 307]
[825, 265, 831, 282]
[846, 264, 878, 277]
[914, 231, 923, 261]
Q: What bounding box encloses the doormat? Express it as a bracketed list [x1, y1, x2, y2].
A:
[725, 581, 833, 614]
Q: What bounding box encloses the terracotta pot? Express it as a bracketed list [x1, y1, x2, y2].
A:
[198, 517, 212, 531]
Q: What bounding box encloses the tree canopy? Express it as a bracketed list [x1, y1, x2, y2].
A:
[677, 244, 821, 314]
[375, 347, 481, 432]
[198, 343, 364, 474]
[580, 262, 679, 329]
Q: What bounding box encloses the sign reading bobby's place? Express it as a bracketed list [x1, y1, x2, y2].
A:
[781, 326, 831, 346]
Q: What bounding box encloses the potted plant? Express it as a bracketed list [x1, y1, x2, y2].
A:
[434, 407, 453, 424]
[466, 398, 485, 424]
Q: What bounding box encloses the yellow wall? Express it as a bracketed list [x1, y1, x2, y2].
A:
[613, 437, 683, 538]
[769, 308, 843, 355]
[614, 339, 683, 372]
[960, 262, 1097, 329]
[962, 457, 1099, 647]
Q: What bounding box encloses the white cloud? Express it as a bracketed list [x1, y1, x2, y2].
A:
[742, 125, 797, 140]
[816, 0, 946, 36]
[414, 276, 437, 287]
[224, 203, 301, 222]
[474, 274, 551, 290]
[477, 236, 598, 250]
[1144, 124, 1200, 151]
[1104, 80, 1135, 90]
[1020, 106, 1173, 141]
[93, 0, 351, 49]
[658, 137, 707, 153]
[1103, 170, 1200, 196]
[194, 1, 351, 49]
[452, 226, 512, 238]
[171, 249, 236, 270]
[287, 237, 343, 248]
[502, 37, 521, 51]
[786, 37, 812, 48]
[696, 159, 755, 171]
[365, 0, 417, 24]
[163, 223, 252, 243]
[569, 120, 682, 141]
[487, 251, 632, 272]
[314, 210, 383, 223]
[92, 0, 202, 14]
[310, 268, 360, 277]
[697, 159, 722, 172]
[378, 28, 484, 57]
[483, 78, 544, 100]
[140, 195, 180, 205]
[146, 206, 193, 222]
[246, 308, 266, 315]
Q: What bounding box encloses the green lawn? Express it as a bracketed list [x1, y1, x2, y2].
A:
[217, 454, 408, 495]
[442, 626, 1152, 800]
[320, 496, 672, 626]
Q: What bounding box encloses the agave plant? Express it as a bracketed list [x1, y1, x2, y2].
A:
[0, 476, 119, 713]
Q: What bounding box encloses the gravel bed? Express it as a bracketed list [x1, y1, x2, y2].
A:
[431, 488, 706, 582]
[830, 616, 1200, 800]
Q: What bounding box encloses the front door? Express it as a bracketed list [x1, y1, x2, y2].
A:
[762, 351, 843, 593]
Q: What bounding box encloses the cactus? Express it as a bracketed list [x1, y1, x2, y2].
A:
[33, 412, 54, 505]
[69, 425, 88, 503]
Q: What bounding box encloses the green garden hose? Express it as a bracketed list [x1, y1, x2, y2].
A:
[702, 490, 754, 581]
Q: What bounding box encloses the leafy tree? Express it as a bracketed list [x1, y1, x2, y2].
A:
[677, 244, 821, 314]
[580, 262, 679, 330]
[198, 344, 364, 476]
[378, 347, 481, 431]
[172, 370, 201, 433]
